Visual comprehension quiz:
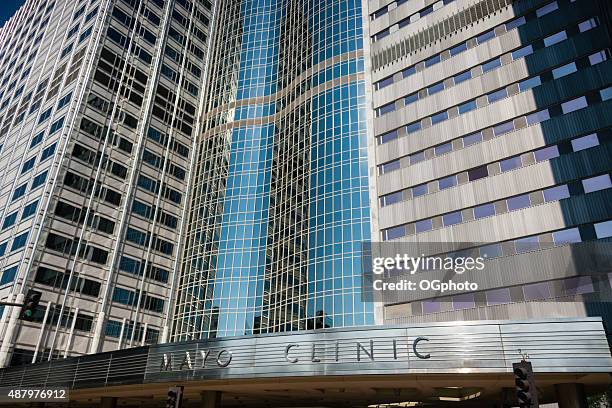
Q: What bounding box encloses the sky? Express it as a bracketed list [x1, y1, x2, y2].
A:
[0, 0, 26, 28]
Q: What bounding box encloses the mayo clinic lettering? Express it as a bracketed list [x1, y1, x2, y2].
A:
[158, 337, 431, 373]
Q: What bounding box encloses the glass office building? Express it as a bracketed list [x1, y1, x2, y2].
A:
[173, 0, 375, 340]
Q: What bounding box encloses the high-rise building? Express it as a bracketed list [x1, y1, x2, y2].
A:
[171, 0, 375, 340]
[0, 0, 213, 367]
[0, 0, 611, 406]
[369, 0, 612, 327]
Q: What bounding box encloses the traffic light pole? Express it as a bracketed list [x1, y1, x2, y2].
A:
[0, 293, 24, 367]
[0, 301, 24, 307]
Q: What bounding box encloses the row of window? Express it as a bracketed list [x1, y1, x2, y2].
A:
[418, 275, 599, 315]
[45, 233, 109, 265]
[379, 89, 610, 187]
[375, 22, 599, 121]
[137, 174, 182, 204]
[382, 172, 612, 240]
[372, 0, 455, 40]
[380, 129, 608, 208]
[80, 115, 134, 155]
[142, 149, 186, 181]
[63, 171, 122, 207]
[29, 304, 94, 332]
[125, 227, 175, 256]
[147, 127, 190, 158]
[1, 200, 38, 231]
[376, 19, 599, 119]
[119, 255, 170, 283]
[71, 144, 128, 180]
[373, 0, 568, 89]
[54, 201, 116, 235]
[132, 199, 178, 230]
[104, 318, 160, 343]
[112, 287, 165, 313]
[12, 170, 48, 202]
[34, 266, 101, 297]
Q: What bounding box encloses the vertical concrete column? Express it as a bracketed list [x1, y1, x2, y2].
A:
[555, 383, 588, 408]
[100, 396, 118, 408]
[201, 391, 222, 408]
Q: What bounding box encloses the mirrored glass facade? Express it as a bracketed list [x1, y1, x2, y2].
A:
[173, 0, 373, 340]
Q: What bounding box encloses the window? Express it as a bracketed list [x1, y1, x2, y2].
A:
[60, 43, 73, 58]
[563, 276, 594, 295]
[379, 130, 398, 144]
[405, 93, 419, 105]
[453, 293, 475, 310]
[512, 45, 533, 60]
[463, 132, 482, 146]
[410, 151, 426, 164]
[553, 228, 581, 245]
[50, 117, 65, 134]
[543, 185, 570, 202]
[552, 62, 577, 79]
[474, 203, 495, 219]
[443, 211, 462, 226]
[380, 191, 403, 207]
[40, 143, 57, 161]
[30, 132, 44, 148]
[534, 145, 559, 162]
[487, 88, 507, 103]
[438, 175, 456, 190]
[594, 220, 612, 239]
[519, 76, 541, 91]
[476, 30, 495, 44]
[543, 31, 567, 47]
[536, 1, 558, 17]
[11, 231, 29, 251]
[578, 18, 598, 33]
[453, 70, 471, 84]
[515, 236, 539, 253]
[380, 160, 401, 174]
[572, 133, 599, 152]
[468, 166, 488, 181]
[0, 265, 18, 285]
[2, 212, 17, 230]
[582, 174, 612, 193]
[402, 65, 416, 78]
[526, 109, 550, 125]
[22, 200, 38, 219]
[589, 51, 608, 66]
[406, 121, 421, 134]
[523, 282, 551, 301]
[376, 76, 394, 90]
[21, 157, 36, 173]
[412, 183, 428, 198]
[383, 225, 405, 241]
[422, 300, 441, 314]
[431, 111, 448, 125]
[12, 184, 27, 201]
[434, 143, 452, 156]
[507, 194, 531, 211]
[486, 288, 511, 305]
[57, 92, 72, 109]
[493, 121, 514, 136]
[38, 107, 52, 123]
[428, 82, 444, 95]
[600, 87, 612, 102]
[31, 171, 48, 189]
[458, 100, 477, 114]
[449, 42, 467, 57]
[506, 16, 526, 31]
[376, 102, 395, 117]
[415, 219, 433, 233]
[482, 58, 501, 73]
[424, 54, 440, 67]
